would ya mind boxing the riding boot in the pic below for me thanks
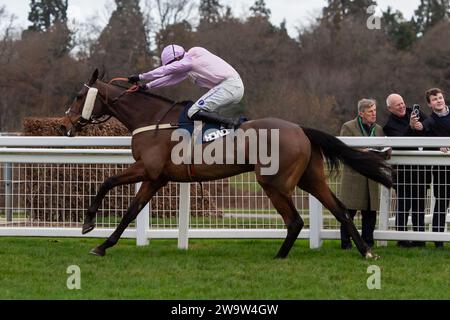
[191,110,240,129]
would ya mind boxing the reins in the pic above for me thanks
[107,78,140,104]
[103,78,180,135]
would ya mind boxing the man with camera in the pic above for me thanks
[384,93,430,247]
[410,88,450,248]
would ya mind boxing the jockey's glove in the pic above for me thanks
[138,84,148,91]
[128,74,140,84]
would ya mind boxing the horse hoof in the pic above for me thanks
[82,223,95,235]
[90,246,105,257]
[365,252,380,260]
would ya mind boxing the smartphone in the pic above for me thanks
[412,104,420,118]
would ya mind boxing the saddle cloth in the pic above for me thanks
[177,101,247,143]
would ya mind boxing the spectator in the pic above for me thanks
[411,88,450,248]
[339,99,384,249]
[383,93,430,247]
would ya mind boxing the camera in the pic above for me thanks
[412,104,420,117]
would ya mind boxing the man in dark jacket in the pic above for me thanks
[411,88,450,248]
[384,94,430,247]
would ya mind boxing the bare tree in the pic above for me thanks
[0,6,20,131]
[0,5,18,44]
[141,0,197,64]
[413,21,450,90]
[143,0,196,32]
[89,0,152,77]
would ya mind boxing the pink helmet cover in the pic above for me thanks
[161,44,185,65]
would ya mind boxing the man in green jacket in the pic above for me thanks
[339,98,384,249]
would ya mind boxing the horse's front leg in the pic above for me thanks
[90,178,167,256]
[82,161,147,234]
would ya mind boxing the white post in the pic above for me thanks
[135,182,150,246]
[178,182,191,249]
[378,186,390,247]
[309,194,323,249]
[4,163,12,222]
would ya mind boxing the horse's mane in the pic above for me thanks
[106,81,175,104]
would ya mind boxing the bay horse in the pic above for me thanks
[60,69,392,259]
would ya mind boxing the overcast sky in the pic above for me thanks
[1,0,421,38]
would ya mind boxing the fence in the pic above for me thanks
[0,136,449,249]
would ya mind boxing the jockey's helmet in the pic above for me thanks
[161,44,185,65]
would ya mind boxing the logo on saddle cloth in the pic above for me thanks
[203,128,231,142]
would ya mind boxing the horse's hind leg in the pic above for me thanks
[83,161,147,234]
[91,178,167,256]
[298,152,374,258]
[260,184,304,259]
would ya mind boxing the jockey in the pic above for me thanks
[128,45,244,128]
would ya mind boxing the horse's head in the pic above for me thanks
[60,69,109,137]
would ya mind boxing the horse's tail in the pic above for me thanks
[301,127,393,189]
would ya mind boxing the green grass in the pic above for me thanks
[0,237,448,300]
[0,212,28,219]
